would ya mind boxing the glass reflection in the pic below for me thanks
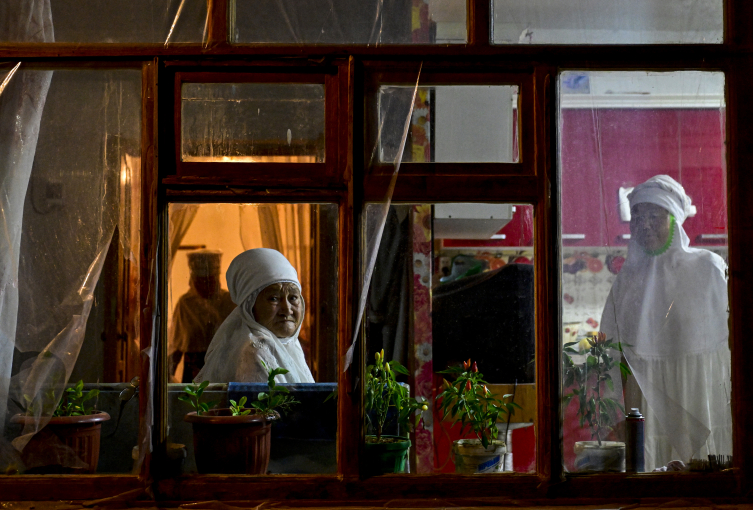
[363,203,535,475]
[168,203,338,474]
[559,71,730,473]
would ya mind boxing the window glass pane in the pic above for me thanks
[181,83,325,163]
[363,203,535,475]
[493,0,722,45]
[1,0,207,43]
[1,67,142,474]
[378,86,519,163]
[167,202,338,474]
[231,0,466,44]
[559,71,730,473]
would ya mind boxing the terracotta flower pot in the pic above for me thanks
[363,435,411,475]
[12,411,111,473]
[184,408,278,474]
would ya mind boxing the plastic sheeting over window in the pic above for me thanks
[0,0,207,44]
[493,0,723,45]
[559,71,730,474]
[0,66,142,474]
[230,0,466,44]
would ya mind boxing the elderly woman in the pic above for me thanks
[600,175,731,470]
[195,248,314,383]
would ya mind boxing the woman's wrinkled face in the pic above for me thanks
[630,202,671,252]
[252,283,303,338]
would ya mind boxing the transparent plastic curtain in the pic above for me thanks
[165,0,210,47]
[559,71,730,471]
[0,0,54,469]
[344,65,421,371]
[0,67,141,472]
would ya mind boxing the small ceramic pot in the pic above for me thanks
[452,438,506,474]
[185,408,278,474]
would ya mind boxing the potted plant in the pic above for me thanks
[364,349,427,475]
[181,361,299,474]
[563,331,631,472]
[436,359,521,473]
[12,380,110,473]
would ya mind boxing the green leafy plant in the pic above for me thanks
[436,359,520,449]
[365,349,428,443]
[229,396,251,416]
[23,380,100,417]
[563,332,632,445]
[178,380,219,416]
[249,360,300,418]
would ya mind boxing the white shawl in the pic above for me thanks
[600,175,731,469]
[195,248,314,384]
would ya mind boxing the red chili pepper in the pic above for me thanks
[463,360,469,370]
[472,361,478,373]
[465,380,472,392]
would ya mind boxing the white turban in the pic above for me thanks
[628,174,694,225]
[226,248,302,326]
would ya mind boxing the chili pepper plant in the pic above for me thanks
[436,360,521,449]
[562,332,631,445]
[365,349,428,443]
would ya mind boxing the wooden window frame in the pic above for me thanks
[2,0,753,503]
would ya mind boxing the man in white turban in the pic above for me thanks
[600,175,731,471]
[195,248,314,384]
[168,250,236,383]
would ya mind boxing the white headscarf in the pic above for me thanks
[195,248,314,384]
[600,175,731,468]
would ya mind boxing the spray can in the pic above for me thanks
[625,408,645,472]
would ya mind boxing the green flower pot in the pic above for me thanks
[364,435,411,475]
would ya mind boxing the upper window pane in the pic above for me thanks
[230,0,466,44]
[379,85,519,163]
[181,83,325,163]
[558,71,730,473]
[1,0,207,43]
[493,0,722,45]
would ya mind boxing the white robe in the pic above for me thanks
[601,220,731,470]
[195,248,314,384]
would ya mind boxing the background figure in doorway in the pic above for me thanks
[169,249,236,383]
[600,175,731,470]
